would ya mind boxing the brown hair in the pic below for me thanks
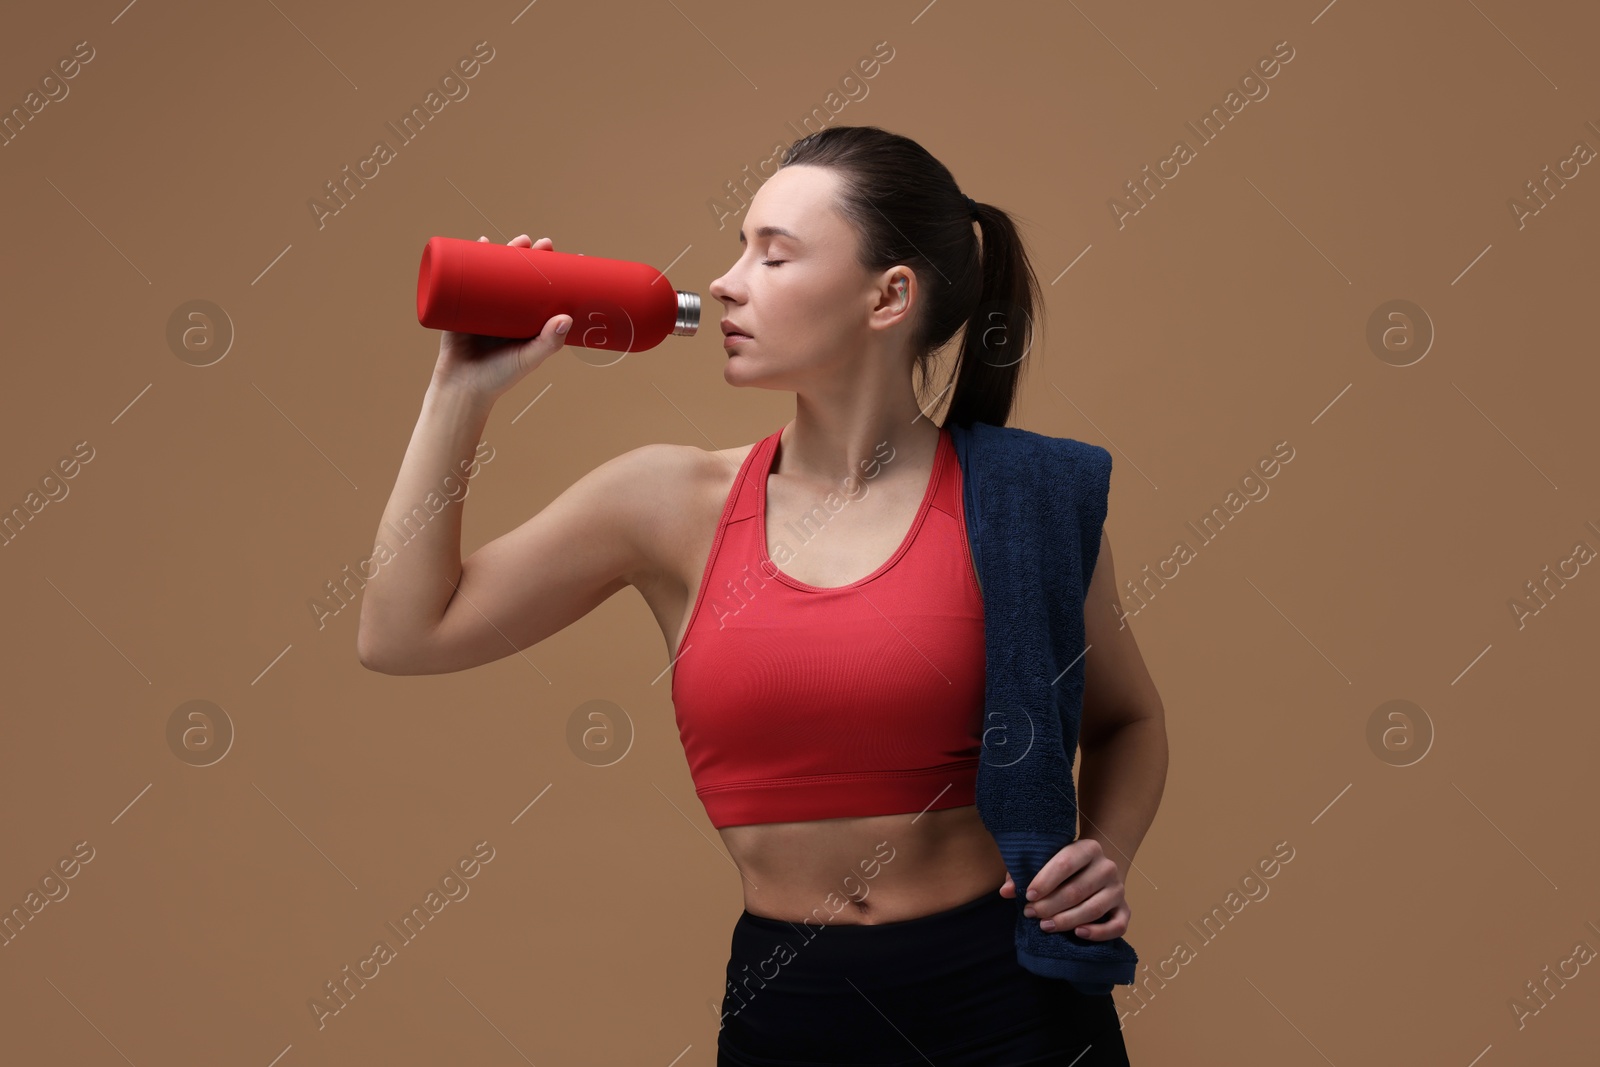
[778,124,1043,429]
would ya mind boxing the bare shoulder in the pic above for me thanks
[607,439,757,587]
[608,440,754,517]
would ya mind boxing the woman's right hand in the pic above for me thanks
[430,234,573,401]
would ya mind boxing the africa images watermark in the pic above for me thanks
[711,838,899,1029]
[706,38,897,231]
[307,41,497,231]
[1108,38,1297,229]
[698,438,899,629]
[1116,839,1297,1024]
[0,39,96,151]
[1506,118,1600,231]
[308,440,496,632]
[307,840,496,1031]
[1506,518,1600,632]
[0,439,96,550]
[1113,440,1297,627]
[1507,917,1600,1032]
[1,841,98,950]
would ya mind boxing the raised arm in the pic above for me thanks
[357,232,662,675]
[357,427,667,675]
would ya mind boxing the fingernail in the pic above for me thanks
[1023,907,1036,918]
[1025,889,1037,901]
[555,319,570,335]
[1040,920,1056,931]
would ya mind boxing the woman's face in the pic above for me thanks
[708,165,899,390]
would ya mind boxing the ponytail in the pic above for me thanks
[943,200,1042,430]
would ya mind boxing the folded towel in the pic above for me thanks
[947,419,1138,996]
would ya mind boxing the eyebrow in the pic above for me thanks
[738,225,802,245]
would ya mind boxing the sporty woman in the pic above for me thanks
[359,125,1167,1065]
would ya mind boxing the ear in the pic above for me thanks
[869,269,916,331]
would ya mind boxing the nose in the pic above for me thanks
[709,260,741,307]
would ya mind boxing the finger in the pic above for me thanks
[1042,888,1124,936]
[1025,840,1096,901]
[1022,879,1076,919]
[478,235,488,242]
[1024,871,1055,902]
[1030,854,1120,916]
[517,315,569,346]
[1065,902,1130,941]
[998,873,1014,897]
[509,234,532,246]
[1025,864,1107,920]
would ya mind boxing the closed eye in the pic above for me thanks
[762,259,786,267]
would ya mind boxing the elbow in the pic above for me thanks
[356,593,452,673]
[355,608,383,672]
[356,626,404,675]
[357,639,392,675]
[357,628,437,676]
[1081,698,1168,755]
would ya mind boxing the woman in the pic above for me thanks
[359,125,1167,1065]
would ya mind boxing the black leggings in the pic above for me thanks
[715,888,1131,1065]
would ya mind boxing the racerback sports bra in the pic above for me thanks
[670,424,986,830]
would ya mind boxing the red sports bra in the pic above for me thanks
[670,424,986,829]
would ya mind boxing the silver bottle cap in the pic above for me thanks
[673,291,700,336]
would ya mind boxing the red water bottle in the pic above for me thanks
[415,236,700,352]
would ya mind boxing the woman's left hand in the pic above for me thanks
[997,838,1131,940]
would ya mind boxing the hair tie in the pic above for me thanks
[962,194,980,220]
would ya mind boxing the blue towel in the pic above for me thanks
[946,419,1138,996]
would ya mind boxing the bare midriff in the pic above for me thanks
[716,804,1009,925]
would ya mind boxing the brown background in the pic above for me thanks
[3,1,1597,1064]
